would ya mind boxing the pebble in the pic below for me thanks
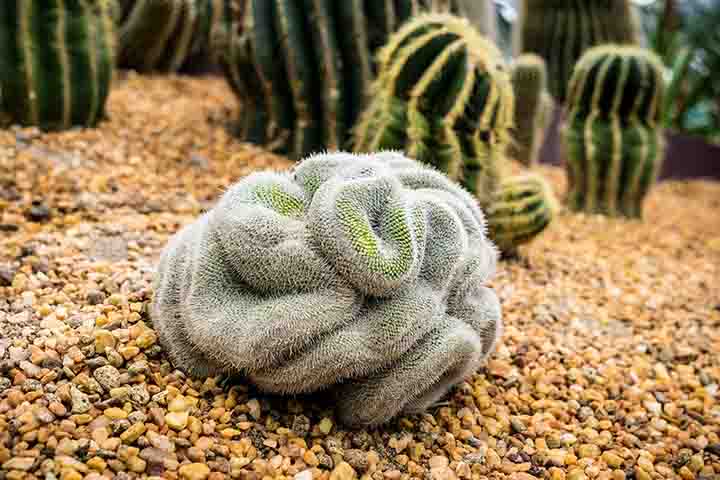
[330,461,357,480]
[94,364,121,391]
[179,462,211,480]
[166,411,189,431]
[70,386,91,414]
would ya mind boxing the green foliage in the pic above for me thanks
[0,0,116,130]
[637,0,720,143]
[115,0,226,73]
[485,173,556,257]
[509,53,553,167]
[353,13,514,205]
[515,0,641,102]
[562,45,666,218]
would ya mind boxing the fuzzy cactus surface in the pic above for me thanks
[151,151,503,427]
[353,13,514,206]
[510,54,553,167]
[115,0,226,73]
[485,173,556,257]
[562,45,666,218]
[0,0,115,130]
[514,0,641,102]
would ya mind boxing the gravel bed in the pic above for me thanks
[1,73,719,480]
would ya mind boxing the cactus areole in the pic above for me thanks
[151,151,503,427]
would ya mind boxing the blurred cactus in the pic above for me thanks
[431,0,497,41]
[509,54,553,167]
[485,173,556,258]
[514,0,641,101]
[115,0,226,73]
[353,13,514,205]
[215,0,451,160]
[0,0,115,130]
[562,45,666,218]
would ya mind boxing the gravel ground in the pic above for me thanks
[1,73,719,480]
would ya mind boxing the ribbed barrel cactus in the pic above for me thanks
[485,173,556,258]
[562,45,666,218]
[514,0,641,101]
[0,0,115,130]
[115,0,226,73]
[510,54,553,167]
[353,13,514,206]
[151,151,503,427]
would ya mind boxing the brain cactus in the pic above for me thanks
[0,0,115,130]
[151,151,503,427]
[562,45,666,218]
[514,0,641,101]
[510,54,553,167]
[353,13,514,206]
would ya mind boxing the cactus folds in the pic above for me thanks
[510,54,553,167]
[115,0,226,73]
[515,0,641,101]
[485,173,556,257]
[353,13,514,204]
[562,45,666,218]
[151,151,503,427]
[0,0,115,130]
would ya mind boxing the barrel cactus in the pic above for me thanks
[0,0,115,130]
[115,0,226,73]
[485,173,556,257]
[562,45,666,218]
[510,54,553,167]
[151,151,503,427]
[514,0,641,101]
[353,13,514,206]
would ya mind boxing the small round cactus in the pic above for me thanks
[562,44,666,218]
[151,151,503,427]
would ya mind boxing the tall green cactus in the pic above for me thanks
[510,54,553,167]
[485,173,556,258]
[562,45,666,218]
[215,0,445,161]
[0,0,116,130]
[115,0,226,73]
[352,13,514,204]
[514,0,641,102]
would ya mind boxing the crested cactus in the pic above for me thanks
[510,54,553,167]
[151,151,503,427]
[0,0,115,130]
[514,0,641,101]
[562,45,666,218]
[485,173,556,257]
[115,0,226,73]
[352,13,514,206]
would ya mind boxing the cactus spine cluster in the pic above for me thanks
[485,173,556,257]
[115,0,226,73]
[353,13,514,204]
[515,0,641,101]
[0,0,116,130]
[510,54,553,167]
[562,45,666,218]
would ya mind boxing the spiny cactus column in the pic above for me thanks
[353,13,514,205]
[510,54,553,167]
[0,0,116,130]
[562,45,666,218]
[215,0,452,161]
[514,0,641,101]
[485,173,556,258]
[116,0,225,73]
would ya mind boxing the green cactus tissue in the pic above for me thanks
[151,151,503,427]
